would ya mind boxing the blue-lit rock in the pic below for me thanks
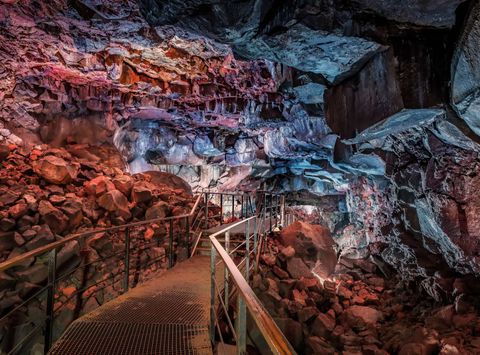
[452,1,480,136]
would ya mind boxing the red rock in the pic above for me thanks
[273,265,289,279]
[62,286,76,298]
[454,294,471,314]
[8,202,28,219]
[38,200,69,234]
[0,217,15,231]
[84,176,115,197]
[112,175,134,196]
[306,336,335,354]
[280,221,336,279]
[33,155,79,184]
[287,257,313,279]
[49,195,66,205]
[341,306,383,329]
[131,181,154,203]
[298,306,319,323]
[312,313,336,337]
[144,228,155,241]
[292,289,308,306]
[452,313,477,328]
[97,190,131,219]
[261,253,276,266]
[337,284,353,299]
[145,201,170,220]
[281,245,295,258]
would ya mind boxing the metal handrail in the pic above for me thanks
[0,194,203,273]
[210,233,296,355]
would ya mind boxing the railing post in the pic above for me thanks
[220,193,224,224]
[245,220,250,282]
[124,228,130,292]
[269,194,273,233]
[240,195,244,218]
[224,231,230,312]
[210,244,216,345]
[275,194,279,227]
[231,195,235,220]
[169,219,174,268]
[281,195,285,227]
[253,217,258,273]
[204,193,209,229]
[237,296,247,355]
[44,248,57,353]
[186,216,190,256]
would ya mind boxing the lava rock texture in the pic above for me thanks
[2,0,480,307]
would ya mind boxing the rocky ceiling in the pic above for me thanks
[2,0,480,298]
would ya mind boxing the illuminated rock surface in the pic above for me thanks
[2,0,480,353]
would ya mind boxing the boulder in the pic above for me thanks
[145,201,170,220]
[38,200,69,234]
[0,144,9,161]
[312,313,336,337]
[287,257,313,279]
[280,221,337,279]
[306,336,336,355]
[97,190,131,219]
[273,318,304,350]
[60,199,84,229]
[33,155,79,184]
[131,181,154,203]
[84,176,115,197]
[341,306,383,329]
[112,175,134,196]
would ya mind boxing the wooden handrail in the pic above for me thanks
[0,194,203,273]
[210,236,296,355]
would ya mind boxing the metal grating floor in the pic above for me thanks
[50,256,216,355]
[50,322,211,355]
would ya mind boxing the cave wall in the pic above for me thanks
[1,0,480,300]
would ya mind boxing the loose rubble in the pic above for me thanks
[254,223,480,354]
[0,143,198,351]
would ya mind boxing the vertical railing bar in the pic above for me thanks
[269,194,272,233]
[44,248,56,353]
[205,192,209,229]
[220,193,224,225]
[224,231,230,312]
[237,296,247,355]
[253,216,258,273]
[169,220,174,269]
[210,244,216,344]
[232,195,235,220]
[240,195,244,219]
[186,216,190,257]
[245,219,250,282]
[124,228,130,292]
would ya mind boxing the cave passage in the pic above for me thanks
[2,0,480,354]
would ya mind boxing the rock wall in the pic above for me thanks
[2,0,480,302]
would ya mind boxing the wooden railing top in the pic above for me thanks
[0,193,203,273]
[210,234,296,355]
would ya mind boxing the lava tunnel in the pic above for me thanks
[1,0,480,354]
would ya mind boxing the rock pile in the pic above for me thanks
[254,224,480,354]
[0,142,198,352]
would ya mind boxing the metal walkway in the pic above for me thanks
[50,256,217,355]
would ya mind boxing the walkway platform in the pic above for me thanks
[50,256,217,355]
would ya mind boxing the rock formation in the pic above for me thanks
[2,0,480,352]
